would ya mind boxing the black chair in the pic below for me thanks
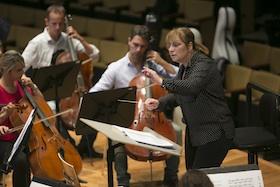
[233,82,280,165]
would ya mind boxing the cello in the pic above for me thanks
[9,83,83,180]
[125,72,177,161]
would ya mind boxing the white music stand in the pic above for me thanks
[80,118,182,187]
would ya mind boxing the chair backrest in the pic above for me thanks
[71,15,88,36]
[34,9,46,29]
[259,93,279,132]
[15,26,41,52]
[113,22,135,43]
[224,64,252,92]
[9,5,35,26]
[241,41,271,69]
[249,70,280,100]
[98,40,128,66]
[212,7,239,65]
[268,47,280,74]
[86,18,114,39]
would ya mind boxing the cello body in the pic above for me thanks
[125,73,176,161]
[10,87,83,180]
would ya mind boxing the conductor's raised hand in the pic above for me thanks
[142,67,163,85]
[146,50,164,65]
[145,98,159,111]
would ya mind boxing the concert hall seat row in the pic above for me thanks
[5,25,42,52]
[225,64,280,102]
[240,41,280,75]
[224,64,280,128]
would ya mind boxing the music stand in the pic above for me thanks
[1,109,36,174]
[27,61,80,101]
[75,87,136,187]
[75,86,136,135]
[27,61,80,134]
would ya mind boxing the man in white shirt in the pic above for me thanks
[22,4,99,70]
[21,4,102,158]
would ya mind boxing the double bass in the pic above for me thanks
[55,15,93,129]
[125,72,177,161]
[9,83,83,180]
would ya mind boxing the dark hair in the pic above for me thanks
[180,170,214,187]
[129,25,152,43]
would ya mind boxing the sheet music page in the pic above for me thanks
[29,181,52,187]
[7,109,36,163]
[113,125,174,148]
[207,170,264,187]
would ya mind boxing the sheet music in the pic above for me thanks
[207,170,264,187]
[29,181,52,187]
[113,125,174,148]
[7,109,36,163]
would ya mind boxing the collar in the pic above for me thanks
[44,27,65,44]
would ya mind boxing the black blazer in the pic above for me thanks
[159,51,234,146]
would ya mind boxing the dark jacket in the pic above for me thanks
[159,51,234,146]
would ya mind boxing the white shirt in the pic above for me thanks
[89,53,177,92]
[22,28,99,70]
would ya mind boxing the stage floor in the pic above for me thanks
[2,131,280,187]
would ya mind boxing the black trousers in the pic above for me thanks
[0,141,30,187]
[185,128,232,170]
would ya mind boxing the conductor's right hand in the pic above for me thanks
[145,98,159,111]
[142,67,163,85]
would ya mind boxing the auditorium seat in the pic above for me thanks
[0,3,10,19]
[96,40,128,69]
[86,18,114,40]
[241,41,271,69]
[8,5,35,26]
[233,82,280,165]
[249,70,280,101]
[15,26,41,52]
[224,64,252,116]
[34,9,46,29]
[268,47,280,74]
[113,22,135,43]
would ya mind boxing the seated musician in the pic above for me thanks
[88,25,179,187]
[22,4,99,70]
[21,4,101,158]
[0,50,43,187]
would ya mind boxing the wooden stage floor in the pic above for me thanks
[2,131,280,187]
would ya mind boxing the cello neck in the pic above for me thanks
[20,82,51,128]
